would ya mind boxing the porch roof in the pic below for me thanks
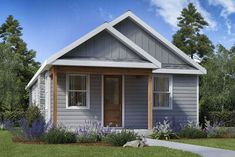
[52,59,157,69]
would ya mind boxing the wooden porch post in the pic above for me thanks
[148,73,153,129]
[52,67,58,127]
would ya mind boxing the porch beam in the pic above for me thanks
[51,67,58,127]
[55,66,152,76]
[148,73,153,129]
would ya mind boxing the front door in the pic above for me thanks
[104,75,122,127]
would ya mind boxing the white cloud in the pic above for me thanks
[207,0,235,35]
[98,8,113,21]
[149,0,186,29]
[149,0,217,30]
[208,0,235,17]
[225,20,232,35]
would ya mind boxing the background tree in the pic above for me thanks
[0,15,40,111]
[173,3,235,126]
[0,15,40,124]
[172,3,214,59]
[200,44,235,125]
[0,43,22,123]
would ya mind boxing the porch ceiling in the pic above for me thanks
[51,65,153,76]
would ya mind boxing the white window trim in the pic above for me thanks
[152,75,173,110]
[66,73,90,110]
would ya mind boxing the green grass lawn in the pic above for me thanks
[0,131,200,157]
[173,138,235,151]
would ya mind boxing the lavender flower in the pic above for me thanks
[18,116,47,140]
[75,120,115,142]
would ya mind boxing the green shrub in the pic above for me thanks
[44,127,76,144]
[77,132,99,143]
[151,131,179,140]
[3,109,24,125]
[207,127,235,138]
[178,127,207,139]
[103,130,137,146]
[152,119,179,140]
[25,106,42,127]
[208,111,235,127]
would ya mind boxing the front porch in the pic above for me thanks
[50,66,154,129]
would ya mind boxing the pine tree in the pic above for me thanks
[0,43,22,122]
[0,15,40,110]
[173,3,214,59]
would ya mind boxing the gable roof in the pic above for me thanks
[110,11,207,74]
[26,11,206,89]
[46,23,161,67]
[26,21,161,89]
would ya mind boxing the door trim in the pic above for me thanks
[101,74,125,128]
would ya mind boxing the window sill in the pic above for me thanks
[66,106,90,110]
[153,107,172,110]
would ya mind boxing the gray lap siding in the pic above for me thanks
[55,73,197,129]
[124,76,148,129]
[57,74,101,128]
[153,75,198,127]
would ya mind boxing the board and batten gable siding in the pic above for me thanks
[60,30,148,62]
[153,74,197,126]
[56,73,102,128]
[114,18,195,69]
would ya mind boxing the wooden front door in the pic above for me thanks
[104,75,122,127]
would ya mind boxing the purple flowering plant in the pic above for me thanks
[4,116,49,141]
[76,120,115,142]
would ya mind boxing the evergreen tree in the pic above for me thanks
[0,15,40,110]
[0,43,22,122]
[173,3,214,59]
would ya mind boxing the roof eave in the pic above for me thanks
[52,59,157,69]
[153,68,206,75]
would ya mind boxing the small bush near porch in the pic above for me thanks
[0,131,200,157]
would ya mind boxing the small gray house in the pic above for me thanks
[26,11,206,130]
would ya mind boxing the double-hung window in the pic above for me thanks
[153,75,173,109]
[66,74,90,109]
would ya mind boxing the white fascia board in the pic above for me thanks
[52,59,157,69]
[109,11,132,26]
[106,26,162,68]
[26,60,48,90]
[47,23,109,64]
[153,69,204,75]
[110,11,206,74]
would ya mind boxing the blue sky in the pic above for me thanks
[1,0,235,63]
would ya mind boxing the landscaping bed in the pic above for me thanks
[0,131,201,157]
[11,136,112,146]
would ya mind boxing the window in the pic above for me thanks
[153,75,172,109]
[66,74,90,109]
